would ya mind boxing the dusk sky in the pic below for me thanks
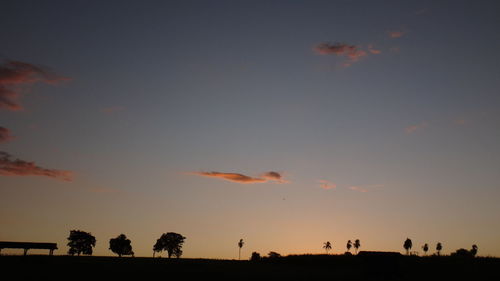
[1,0,500,258]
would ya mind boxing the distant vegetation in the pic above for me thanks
[323,241,331,254]
[403,238,412,255]
[451,245,479,257]
[238,239,244,260]
[42,230,482,259]
[67,230,96,256]
[109,234,134,257]
[153,232,186,258]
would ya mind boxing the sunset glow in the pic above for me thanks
[1,0,500,259]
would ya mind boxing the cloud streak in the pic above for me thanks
[314,43,367,60]
[0,151,73,181]
[314,42,380,67]
[190,171,288,184]
[0,60,70,111]
[318,180,336,190]
[405,122,428,134]
[0,127,14,143]
[388,31,406,38]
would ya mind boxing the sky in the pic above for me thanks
[1,0,500,258]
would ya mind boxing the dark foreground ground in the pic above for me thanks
[2,254,500,281]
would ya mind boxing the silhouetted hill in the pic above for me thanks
[1,254,499,280]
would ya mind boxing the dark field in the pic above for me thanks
[2,254,500,281]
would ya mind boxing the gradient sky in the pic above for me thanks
[1,0,500,258]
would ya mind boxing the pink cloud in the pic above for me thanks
[318,180,336,190]
[0,127,14,143]
[261,171,289,183]
[405,122,428,134]
[190,171,288,184]
[314,43,355,55]
[0,151,73,181]
[314,42,379,67]
[0,60,70,111]
[314,43,367,59]
[388,31,406,38]
[367,44,381,54]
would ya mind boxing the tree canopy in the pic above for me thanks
[67,230,96,256]
[153,232,186,258]
[354,239,361,254]
[403,238,413,255]
[323,241,332,254]
[109,234,134,257]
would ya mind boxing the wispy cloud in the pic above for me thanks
[314,42,381,67]
[0,151,73,181]
[189,171,288,184]
[314,43,367,60]
[0,127,14,143]
[318,180,336,190]
[101,106,126,114]
[349,184,384,193]
[0,60,70,111]
[388,31,406,38]
[367,44,381,54]
[405,122,428,134]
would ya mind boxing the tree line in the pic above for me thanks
[67,230,185,258]
[66,230,479,259]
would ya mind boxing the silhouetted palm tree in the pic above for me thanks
[353,239,361,254]
[323,241,332,254]
[346,240,352,253]
[422,243,429,256]
[404,238,412,255]
[470,244,478,257]
[436,242,442,256]
[238,239,244,260]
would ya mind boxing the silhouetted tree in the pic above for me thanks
[250,252,261,261]
[422,243,429,256]
[173,247,183,258]
[403,238,412,255]
[346,240,352,253]
[153,232,186,258]
[238,239,244,260]
[470,244,478,257]
[268,251,281,258]
[451,248,473,257]
[109,234,134,257]
[436,242,442,256]
[354,239,361,254]
[323,241,332,254]
[67,230,96,256]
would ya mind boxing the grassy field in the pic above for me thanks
[2,254,500,280]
